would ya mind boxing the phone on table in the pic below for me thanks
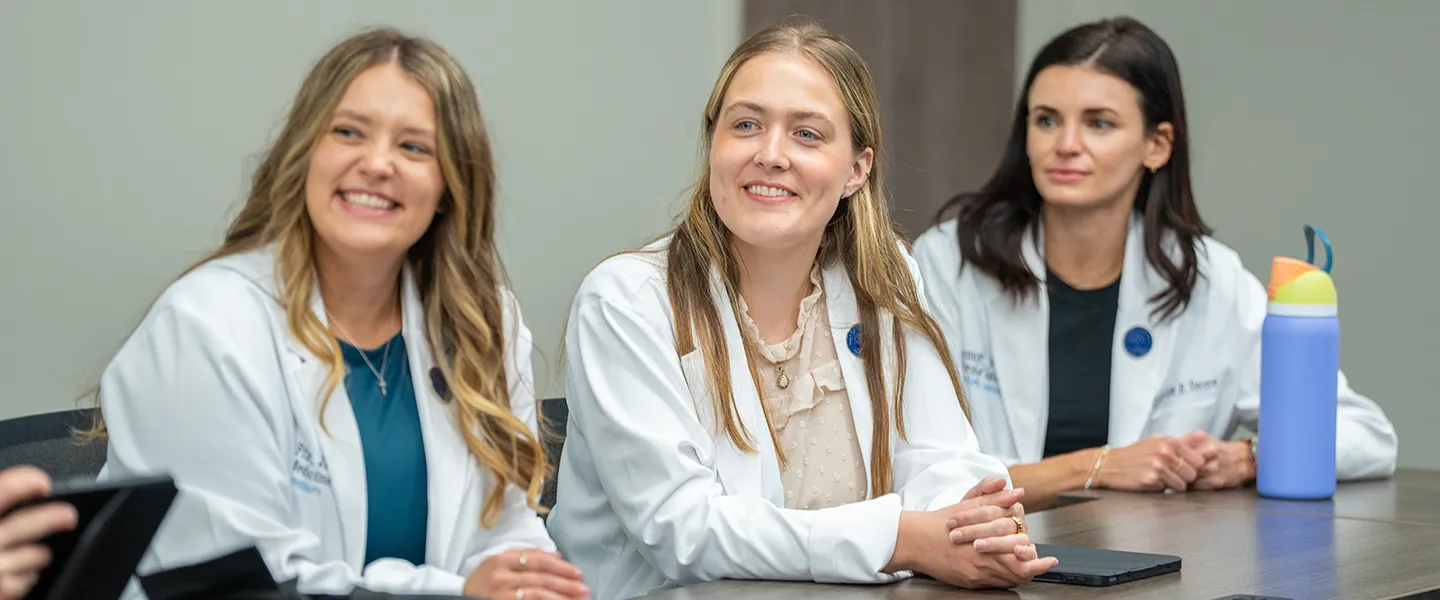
[1032,543,1181,586]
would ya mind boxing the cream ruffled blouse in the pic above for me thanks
[738,264,867,510]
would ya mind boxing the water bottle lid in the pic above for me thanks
[1267,225,1337,306]
[1268,259,1337,304]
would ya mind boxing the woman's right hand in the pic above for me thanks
[463,548,590,600]
[887,478,1057,589]
[0,466,78,600]
[894,511,1055,589]
[1095,435,1214,492]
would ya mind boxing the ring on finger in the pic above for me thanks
[518,551,529,570]
[516,587,525,600]
[1010,515,1026,535]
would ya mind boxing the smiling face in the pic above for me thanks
[304,62,445,263]
[1026,64,1173,211]
[708,51,873,254]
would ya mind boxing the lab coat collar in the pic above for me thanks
[285,274,369,567]
[278,258,468,567]
[695,264,785,504]
[397,263,472,565]
[687,254,884,504]
[978,223,1047,462]
[1108,216,1180,447]
[982,213,1179,462]
[819,258,877,496]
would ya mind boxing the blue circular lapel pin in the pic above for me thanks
[846,325,861,357]
[1123,327,1152,358]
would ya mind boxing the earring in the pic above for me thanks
[1148,165,1158,174]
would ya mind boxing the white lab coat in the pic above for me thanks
[910,216,1397,479]
[546,237,1012,600]
[97,247,554,598]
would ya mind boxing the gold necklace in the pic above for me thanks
[776,364,791,389]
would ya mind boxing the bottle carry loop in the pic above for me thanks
[1305,225,1333,273]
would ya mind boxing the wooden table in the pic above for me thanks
[641,469,1440,600]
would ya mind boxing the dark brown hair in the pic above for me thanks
[936,16,1211,321]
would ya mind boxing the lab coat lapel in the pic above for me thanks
[399,264,469,564]
[286,288,368,568]
[1108,216,1179,446]
[986,227,1051,463]
[821,261,876,494]
[690,268,782,503]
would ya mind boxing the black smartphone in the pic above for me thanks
[1033,543,1181,586]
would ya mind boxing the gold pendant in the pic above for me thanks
[776,366,790,389]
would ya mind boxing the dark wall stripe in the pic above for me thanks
[742,0,1017,239]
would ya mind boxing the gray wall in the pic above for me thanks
[1019,0,1439,469]
[0,0,742,415]
[5,1,1436,472]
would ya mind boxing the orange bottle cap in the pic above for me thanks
[1267,257,1318,301]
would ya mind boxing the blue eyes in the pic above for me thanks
[733,120,821,141]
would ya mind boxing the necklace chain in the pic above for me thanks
[328,316,394,396]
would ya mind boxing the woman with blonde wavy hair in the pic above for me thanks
[92,28,587,600]
[547,20,1056,600]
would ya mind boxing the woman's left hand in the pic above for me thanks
[1183,430,1255,490]
[463,549,590,600]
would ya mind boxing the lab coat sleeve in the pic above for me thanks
[456,292,557,575]
[1230,268,1398,480]
[566,293,907,586]
[100,300,468,596]
[894,251,1015,509]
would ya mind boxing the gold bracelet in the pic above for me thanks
[1084,445,1110,490]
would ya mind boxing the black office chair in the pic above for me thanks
[538,397,568,511]
[0,408,108,482]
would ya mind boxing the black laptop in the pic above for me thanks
[1033,543,1181,586]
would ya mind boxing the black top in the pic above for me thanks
[1043,269,1121,458]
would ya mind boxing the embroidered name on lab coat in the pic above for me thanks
[1152,377,1221,406]
[291,441,332,493]
[960,351,1002,395]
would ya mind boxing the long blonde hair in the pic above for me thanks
[666,20,969,498]
[86,28,544,526]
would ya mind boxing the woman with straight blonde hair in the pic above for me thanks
[92,28,587,600]
[547,20,1056,600]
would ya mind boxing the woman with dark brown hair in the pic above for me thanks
[914,16,1396,510]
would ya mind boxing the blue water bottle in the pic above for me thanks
[1257,225,1339,500]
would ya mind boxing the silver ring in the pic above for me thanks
[515,588,525,600]
[518,551,529,569]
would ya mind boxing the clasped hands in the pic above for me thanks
[1093,430,1255,493]
[887,476,1057,589]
